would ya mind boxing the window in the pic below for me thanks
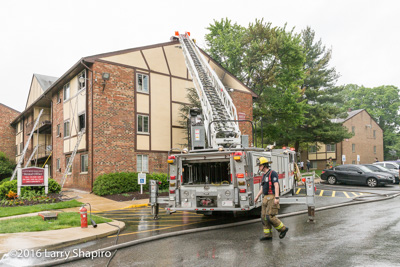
[137,115,149,133]
[374,146,376,154]
[57,91,61,103]
[386,164,397,170]
[15,145,18,156]
[79,113,86,132]
[137,73,149,93]
[326,144,336,152]
[66,156,72,174]
[309,145,317,153]
[81,154,88,173]
[64,120,70,138]
[352,126,355,134]
[78,70,86,91]
[20,142,23,154]
[56,158,60,171]
[57,124,60,136]
[373,130,376,139]
[352,160,356,164]
[311,161,318,169]
[63,83,70,101]
[137,155,149,172]
[352,144,355,153]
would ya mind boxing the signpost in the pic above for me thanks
[17,164,48,196]
[138,173,146,194]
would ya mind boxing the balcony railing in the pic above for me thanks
[26,144,52,162]
[26,114,51,135]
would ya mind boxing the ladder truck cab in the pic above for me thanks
[150,32,315,217]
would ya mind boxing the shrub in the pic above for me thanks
[93,172,169,196]
[0,152,15,179]
[0,178,61,199]
[0,177,11,185]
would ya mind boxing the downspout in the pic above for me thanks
[80,59,94,191]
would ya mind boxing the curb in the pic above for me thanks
[0,220,125,258]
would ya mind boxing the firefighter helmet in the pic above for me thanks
[256,157,272,166]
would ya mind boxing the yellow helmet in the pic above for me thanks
[256,157,272,166]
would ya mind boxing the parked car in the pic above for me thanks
[321,164,394,187]
[363,164,399,184]
[373,162,400,180]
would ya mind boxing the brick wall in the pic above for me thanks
[0,104,20,161]
[229,90,254,145]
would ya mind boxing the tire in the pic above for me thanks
[327,176,337,185]
[367,178,378,187]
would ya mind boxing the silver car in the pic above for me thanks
[373,162,400,183]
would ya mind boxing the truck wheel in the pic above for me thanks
[367,178,377,187]
[327,176,337,185]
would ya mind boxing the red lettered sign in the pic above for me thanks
[238,112,246,120]
[22,168,45,185]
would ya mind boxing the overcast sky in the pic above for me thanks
[1,0,399,112]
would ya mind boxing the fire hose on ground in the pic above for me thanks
[33,192,400,267]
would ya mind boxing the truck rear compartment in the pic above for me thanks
[182,161,230,185]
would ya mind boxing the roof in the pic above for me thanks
[33,74,59,91]
[331,109,364,123]
[0,103,20,114]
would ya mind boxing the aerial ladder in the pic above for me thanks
[179,32,241,148]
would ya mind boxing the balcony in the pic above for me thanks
[26,114,51,135]
[26,144,52,162]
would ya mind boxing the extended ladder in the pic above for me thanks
[10,109,44,181]
[60,129,85,189]
[179,33,241,148]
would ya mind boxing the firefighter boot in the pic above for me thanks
[260,236,273,241]
[279,227,289,239]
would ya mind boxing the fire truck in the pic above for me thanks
[150,33,315,217]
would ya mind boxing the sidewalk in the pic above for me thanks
[0,189,149,256]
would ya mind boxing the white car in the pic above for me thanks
[373,162,400,183]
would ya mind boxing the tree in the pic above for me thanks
[206,19,307,145]
[342,84,400,159]
[289,27,352,152]
[0,151,14,180]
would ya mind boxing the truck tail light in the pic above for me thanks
[322,171,325,174]
[290,147,295,151]
[168,156,176,164]
[170,190,175,194]
[170,176,176,180]
[239,189,246,193]
[236,173,244,178]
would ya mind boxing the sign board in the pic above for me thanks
[238,112,246,120]
[22,168,45,185]
[17,165,49,196]
[342,155,346,162]
[138,173,146,185]
[357,155,360,162]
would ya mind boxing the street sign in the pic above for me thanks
[342,155,346,163]
[138,173,146,194]
[138,173,146,185]
[357,155,360,162]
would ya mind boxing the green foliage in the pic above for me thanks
[0,177,10,185]
[93,172,169,196]
[0,152,15,180]
[341,84,400,159]
[206,19,307,145]
[0,178,61,199]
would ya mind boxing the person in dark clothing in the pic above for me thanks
[255,157,289,241]
[306,160,311,172]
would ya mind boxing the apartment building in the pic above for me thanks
[0,103,20,161]
[11,39,256,190]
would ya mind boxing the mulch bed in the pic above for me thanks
[0,193,64,207]
[102,191,169,202]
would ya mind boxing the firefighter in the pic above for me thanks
[255,157,289,241]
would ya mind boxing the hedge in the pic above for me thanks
[93,172,169,196]
[0,178,61,199]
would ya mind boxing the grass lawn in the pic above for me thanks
[300,169,323,177]
[0,212,112,233]
[0,200,83,218]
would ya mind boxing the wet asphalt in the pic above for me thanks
[3,183,399,266]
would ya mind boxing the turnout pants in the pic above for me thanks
[261,194,286,237]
